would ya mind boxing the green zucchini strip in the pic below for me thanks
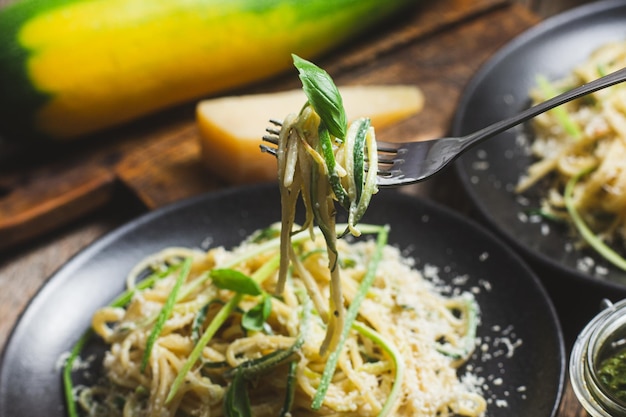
[351,118,370,205]
[343,118,371,236]
[435,295,479,361]
[223,368,252,417]
[63,260,185,417]
[350,120,378,233]
[178,270,212,301]
[166,253,281,403]
[352,321,404,417]
[319,121,349,209]
[312,224,389,409]
[141,256,193,372]
[280,360,299,417]
[168,294,244,403]
[64,223,384,415]
[222,291,311,417]
[224,291,311,379]
[565,168,626,271]
[191,300,226,343]
[536,74,582,139]
[310,156,344,356]
[110,261,182,308]
[63,330,93,417]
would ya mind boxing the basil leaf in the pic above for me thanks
[211,269,263,296]
[242,294,272,332]
[292,54,347,140]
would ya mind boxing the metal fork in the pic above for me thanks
[262,67,626,187]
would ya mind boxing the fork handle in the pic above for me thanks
[462,66,626,148]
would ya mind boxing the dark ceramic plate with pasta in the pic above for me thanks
[452,0,626,345]
[0,183,564,417]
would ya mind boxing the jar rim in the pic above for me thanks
[570,298,626,416]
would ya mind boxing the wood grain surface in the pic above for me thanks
[0,1,602,416]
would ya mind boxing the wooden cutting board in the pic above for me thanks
[0,0,539,251]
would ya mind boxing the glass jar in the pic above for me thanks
[570,298,626,416]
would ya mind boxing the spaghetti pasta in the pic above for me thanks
[66,55,486,417]
[74,225,485,417]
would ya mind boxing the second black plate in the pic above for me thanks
[0,184,564,417]
[453,0,626,343]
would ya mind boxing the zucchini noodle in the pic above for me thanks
[516,41,626,269]
[70,224,485,417]
[275,105,379,356]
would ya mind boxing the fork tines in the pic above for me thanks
[265,119,283,137]
[260,143,278,156]
[260,135,278,155]
[370,142,399,170]
[262,133,279,145]
[263,123,281,144]
[261,119,401,180]
[261,119,283,155]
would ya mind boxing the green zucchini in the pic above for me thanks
[0,0,414,142]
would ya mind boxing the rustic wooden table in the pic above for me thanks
[0,0,605,416]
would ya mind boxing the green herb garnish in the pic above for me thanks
[211,268,264,296]
[292,54,347,140]
[564,167,626,271]
[166,253,281,403]
[241,294,272,332]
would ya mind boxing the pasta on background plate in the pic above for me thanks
[517,41,626,271]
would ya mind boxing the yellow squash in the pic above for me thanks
[0,0,415,141]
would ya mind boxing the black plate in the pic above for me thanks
[453,0,626,344]
[0,184,564,417]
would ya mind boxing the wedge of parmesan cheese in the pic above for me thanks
[196,85,424,184]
